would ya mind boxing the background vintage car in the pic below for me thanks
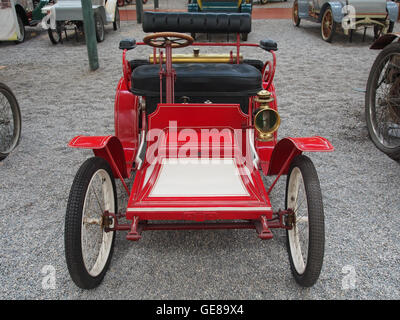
[1,0,53,43]
[41,0,120,44]
[294,0,399,42]
[188,0,252,13]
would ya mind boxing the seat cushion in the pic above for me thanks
[130,63,262,97]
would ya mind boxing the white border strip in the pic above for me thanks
[127,206,272,212]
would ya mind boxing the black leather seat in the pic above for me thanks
[142,11,251,34]
[129,59,264,72]
[130,63,262,97]
[131,63,261,114]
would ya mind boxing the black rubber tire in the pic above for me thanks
[65,157,117,289]
[388,21,395,33]
[285,155,325,287]
[321,7,336,43]
[14,15,25,44]
[0,83,21,161]
[113,7,120,31]
[48,23,62,45]
[365,42,400,160]
[94,12,105,42]
[293,0,301,27]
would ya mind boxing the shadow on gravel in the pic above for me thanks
[297,24,378,47]
[39,26,120,47]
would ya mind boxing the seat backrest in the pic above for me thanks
[142,11,251,34]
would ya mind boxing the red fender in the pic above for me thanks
[266,136,334,176]
[370,32,400,50]
[69,135,129,179]
[115,77,139,171]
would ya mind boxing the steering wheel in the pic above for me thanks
[143,32,194,49]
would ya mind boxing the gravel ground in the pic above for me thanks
[1,12,400,300]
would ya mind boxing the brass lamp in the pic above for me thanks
[254,90,281,141]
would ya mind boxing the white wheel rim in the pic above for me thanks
[81,169,114,277]
[287,167,309,275]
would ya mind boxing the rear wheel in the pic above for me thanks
[321,7,336,42]
[48,29,60,44]
[65,157,117,289]
[286,155,325,287]
[14,15,25,44]
[113,7,120,31]
[292,0,301,27]
[365,42,400,160]
[48,22,62,44]
[94,12,105,42]
[0,83,21,161]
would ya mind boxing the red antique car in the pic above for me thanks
[64,12,334,289]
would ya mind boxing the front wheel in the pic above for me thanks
[292,0,301,27]
[321,7,336,42]
[285,155,325,287]
[365,42,400,160]
[0,83,21,161]
[65,157,117,289]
